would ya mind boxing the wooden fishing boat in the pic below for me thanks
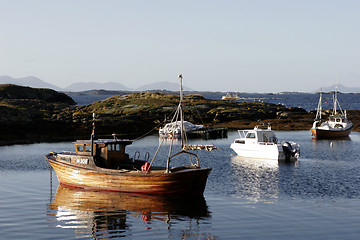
[45,74,212,195]
[311,90,353,139]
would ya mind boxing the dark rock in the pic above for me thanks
[0,84,76,105]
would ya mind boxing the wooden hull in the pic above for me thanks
[311,126,353,139]
[46,155,211,195]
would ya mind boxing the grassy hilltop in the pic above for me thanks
[1,85,359,145]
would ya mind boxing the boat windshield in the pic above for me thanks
[76,144,91,153]
[246,132,256,138]
[237,130,248,139]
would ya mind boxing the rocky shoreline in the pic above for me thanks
[1,85,359,145]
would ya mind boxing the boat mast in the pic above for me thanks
[333,87,337,115]
[178,74,186,148]
[315,91,322,121]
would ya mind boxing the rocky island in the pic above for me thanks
[1,84,359,145]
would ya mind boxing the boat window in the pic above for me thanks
[336,118,341,122]
[263,134,269,142]
[84,144,91,152]
[108,144,113,151]
[108,144,120,152]
[77,145,84,152]
[76,144,91,153]
[246,132,256,138]
[238,130,247,138]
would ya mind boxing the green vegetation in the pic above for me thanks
[1,84,358,145]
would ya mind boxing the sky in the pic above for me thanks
[1,0,360,92]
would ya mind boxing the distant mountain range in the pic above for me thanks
[0,75,63,91]
[0,76,193,92]
[1,75,360,93]
[314,84,360,93]
[63,82,132,92]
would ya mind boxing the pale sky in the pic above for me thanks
[1,0,360,92]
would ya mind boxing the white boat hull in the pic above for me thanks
[230,142,298,161]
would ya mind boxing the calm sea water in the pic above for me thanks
[71,92,360,111]
[1,131,360,239]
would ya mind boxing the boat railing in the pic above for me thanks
[258,142,276,145]
[234,138,277,145]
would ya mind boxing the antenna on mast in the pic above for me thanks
[178,74,183,103]
[333,86,338,115]
[90,113,96,156]
[178,74,186,148]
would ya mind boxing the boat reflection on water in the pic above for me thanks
[48,186,211,239]
[310,136,353,160]
[230,156,298,202]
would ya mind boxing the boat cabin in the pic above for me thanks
[73,139,133,169]
[235,126,278,145]
[328,115,347,123]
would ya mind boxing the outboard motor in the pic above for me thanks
[282,141,300,161]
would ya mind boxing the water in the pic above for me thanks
[71,92,360,111]
[1,131,360,239]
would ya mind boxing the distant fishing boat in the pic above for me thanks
[221,92,240,100]
[45,74,213,195]
[311,89,353,139]
[159,83,204,139]
[159,121,204,139]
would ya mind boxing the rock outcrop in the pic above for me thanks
[1,85,359,145]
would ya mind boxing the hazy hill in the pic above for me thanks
[136,81,193,91]
[0,84,75,104]
[64,81,131,92]
[65,81,192,92]
[0,75,63,91]
[2,75,359,93]
[315,84,360,93]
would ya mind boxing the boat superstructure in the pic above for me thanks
[159,121,204,138]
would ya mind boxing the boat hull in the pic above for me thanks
[230,143,297,161]
[311,126,353,139]
[46,155,211,195]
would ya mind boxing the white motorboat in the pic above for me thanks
[221,92,240,100]
[159,120,204,138]
[230,125,300,161]
[311,90,353,139]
